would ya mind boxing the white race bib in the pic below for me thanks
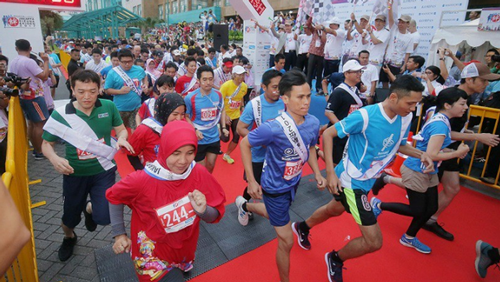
[155,195,196,233]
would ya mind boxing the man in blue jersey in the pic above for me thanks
[237,71,326,282]
[292,75,434,282]
[185,65,228,173]
[235,69,285,224]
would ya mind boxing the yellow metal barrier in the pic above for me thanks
[1,96,39,282]
[460,105,500,190]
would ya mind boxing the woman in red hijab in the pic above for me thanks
[106,120,226,282]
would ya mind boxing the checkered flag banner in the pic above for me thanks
[372,0,400,21]
[296,0,313,27]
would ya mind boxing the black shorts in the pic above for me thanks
[243,162,264,184]
[195,141,221,162]
[50,75,60,88]
[334,187,377,226]
[379,65,401,83]
[438,157,460,180]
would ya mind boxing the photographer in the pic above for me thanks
[9,39,51,160]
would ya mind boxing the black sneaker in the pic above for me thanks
[83,201,97,232]
[422,222,454,241]
[32,152,45,160]
[58,232,77,262]
[325,251,344,282]
[371,173,387,196]
[292,222,311,250]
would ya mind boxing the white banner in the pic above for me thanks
[478,8,500,31]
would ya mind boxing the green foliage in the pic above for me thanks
[229,30,243,41]
[40,10,64,36]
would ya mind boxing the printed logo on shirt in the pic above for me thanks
[381,134,395,152]
[154,144,160,156]
[201,107,217,121]
[98,113,109,119]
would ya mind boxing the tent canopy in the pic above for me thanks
[62,5,144,39]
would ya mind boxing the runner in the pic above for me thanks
[136,75,175,124]
[106,120,226,282]
[236,69,284,210]
[371,88,470,254]
[184,65,228,173]
[292,75,433,282]
[175,56,199,97]
[236,71,326,282]
[127,93,185,170]
[41,69,134,262]
[220,65,248,164]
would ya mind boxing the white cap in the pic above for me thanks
[342,60,366,73]
[232,65,247,75]
[325,17,342,26]
[173,50,181,56]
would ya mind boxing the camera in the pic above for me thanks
[3,73,29,88]
[0,86,19,97]
[492,55,500,63]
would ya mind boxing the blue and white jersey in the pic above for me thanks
[405,113,452,175]
[240,95,285,163]
[184,88,223,145]
[248,113,319,194]
[334,103,411,192]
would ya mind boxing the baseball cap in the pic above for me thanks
[375,14,386,22]
[224,60,234,68]
[398,15,411,23]
[232,65,246,74]
[325,17,342,26]
[360,15,370,21]
[68,41,74,43]
[461,62,500,81]
[173,50,181,56]
[279,24,285,29]
[343,60,366,73]
[285,20,293,26]
[153,50,164,57]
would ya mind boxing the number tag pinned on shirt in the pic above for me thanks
[155,195,196,233]
[284,160,303,180]
[201,107,217,121]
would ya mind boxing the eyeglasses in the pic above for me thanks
[120,60,134,65]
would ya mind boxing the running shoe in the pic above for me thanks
[32,151,45,160]
[475,240,499,278]
[371,173,387,195]
[223,154,235,164]
[58,232,77,262]
[325,251,344,282]
[235,196,248,226]
[422,222,454,241]
[83,201,97,232]
[292,222,311,250]
[399,235,431,254]
[370,197,382,219]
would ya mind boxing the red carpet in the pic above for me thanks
[114,138,500,282]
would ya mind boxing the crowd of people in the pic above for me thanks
[1,4,500,282]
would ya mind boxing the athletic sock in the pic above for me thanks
[331,251,343,263]
[383,175,391,184]
[488,247,500,264]
[427,216,437,224]
[404,234,415,240]
[299,221,310,232]
[242,202,248,212]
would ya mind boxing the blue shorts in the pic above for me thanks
[62,167,117,228]
[262,186,297,227]
[20,96,49,122]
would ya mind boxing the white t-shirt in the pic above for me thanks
[368,28,390,65]
[285,32,297,52]
[324,30,346,60]
[361,64,379,97]
[298,34,312,54]
[267,30,280,55]
[349,29,369,58]
[85,59,109,74]
[410,31,421,51]
[384,27,414,67]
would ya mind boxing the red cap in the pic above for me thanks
[224,61,233,68]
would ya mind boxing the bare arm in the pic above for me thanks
[426,135,469,161]
[451,131,500,147]
[437,48,449,80]
[322,125,342,194]
[42,140,74,175]
[325,111,340,125]
[398,143,434,173]
[236,120,251,138]
[240,136,262,199]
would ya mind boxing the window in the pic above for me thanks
[225,0,231,6]
[133,5,137,15]
[192,0,208,10]
[158,5,164,20]
[180,0,187,12]
[138,4,142,16]
[172,0,178,14]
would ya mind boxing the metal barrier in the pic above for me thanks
[1,96,39,282]
[460,105,500,190]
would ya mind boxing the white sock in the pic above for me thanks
[404,234,414,240]
[383,175,392,184]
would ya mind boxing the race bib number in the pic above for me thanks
[283,160,303,180]
[315,39,321,48]
[201,107,217,121]
[348,104,360,115]
[77,138,105,160]
[229,100,241,109]
[155,195,196,233]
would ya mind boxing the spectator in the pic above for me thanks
[322,17,345,80]
[9,39,51,160]
[297,26,313,73]
[45,47,62,99]
[409,19,421,52]
[306,16,327,94]
[67,49,83,98]
[358,50,379,104]
[366,15,390,74]
[421,66,445,97]
[485,48,500,70]
[347,14,370,60]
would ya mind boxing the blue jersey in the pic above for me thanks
[248,113,319,194]
[240,95,285,162]
[48,53,61,75]
[334,103,411,192]
[101,65,113,79]
[104,65,145,111]
[185,88,224,145]
[405,113,452,174]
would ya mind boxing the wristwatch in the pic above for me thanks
[439,58,445,61]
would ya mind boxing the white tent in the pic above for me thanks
[427,19,500,68]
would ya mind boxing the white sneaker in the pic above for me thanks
[235,196,249,226]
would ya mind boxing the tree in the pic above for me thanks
[40,11,64,36]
